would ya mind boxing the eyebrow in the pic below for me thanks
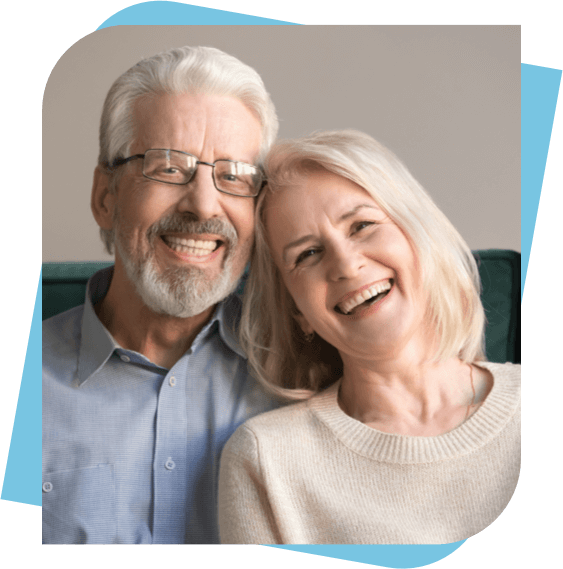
[281,204,379,262]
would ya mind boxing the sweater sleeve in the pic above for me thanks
[218,424,281,544]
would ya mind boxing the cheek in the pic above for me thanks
[376,228,418,273]
[231,201,255,243]
[281,273,306,314]
[284,273,326,323]
[116,190,160,228]
[115,206,150,240]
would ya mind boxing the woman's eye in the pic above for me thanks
[353,221,374,233]
[295,249,319,266]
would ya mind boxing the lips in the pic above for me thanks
[334,279,393,315]
[147,214,238,260]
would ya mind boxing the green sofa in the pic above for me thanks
[42,249,520,364]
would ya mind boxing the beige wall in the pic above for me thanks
[43,25,520,261]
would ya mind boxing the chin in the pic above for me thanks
[121,241,241,318]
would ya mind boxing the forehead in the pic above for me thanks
[131,92,262,161]
[264,169,382,226]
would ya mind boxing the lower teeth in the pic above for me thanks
[346,291,387,315]
[367,292,384,305]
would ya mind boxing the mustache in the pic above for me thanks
[146,213,238,248]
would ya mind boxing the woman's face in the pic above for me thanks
[264,168,429,362]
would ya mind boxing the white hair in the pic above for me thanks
[98,45,278,253]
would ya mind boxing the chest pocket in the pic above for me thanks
[42,463,116,544]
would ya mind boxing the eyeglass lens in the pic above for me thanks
[143,149,261,196]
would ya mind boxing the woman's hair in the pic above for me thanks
[240,129,486,400]
[97,45,278,253]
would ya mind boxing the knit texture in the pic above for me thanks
[218,362,520,544]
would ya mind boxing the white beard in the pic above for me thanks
[114,213,243,318]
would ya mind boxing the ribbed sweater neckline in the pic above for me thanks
[308,362,520,464]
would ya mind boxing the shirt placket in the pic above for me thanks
[152,352,190,543]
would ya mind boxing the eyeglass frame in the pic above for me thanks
[108,148,266,198]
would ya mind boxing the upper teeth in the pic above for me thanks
[337,280,392,315]
[164,236,218,256]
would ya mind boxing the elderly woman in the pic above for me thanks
[218,130,520,544]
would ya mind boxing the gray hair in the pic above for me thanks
[240,130,486,400]
[98,46,278,253]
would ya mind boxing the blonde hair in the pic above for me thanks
[240,130,486,400]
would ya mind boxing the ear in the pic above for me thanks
[295,311,314,336]
[91,166,116,230]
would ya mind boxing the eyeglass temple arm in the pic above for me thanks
[108,154,146,170]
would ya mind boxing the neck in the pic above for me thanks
[95,263,216,369]
[338,349,492,436]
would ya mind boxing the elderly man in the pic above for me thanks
[42,46,279,544]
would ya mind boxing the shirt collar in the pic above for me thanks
[76,266,246,385]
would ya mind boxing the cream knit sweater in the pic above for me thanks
[218,362,520,544]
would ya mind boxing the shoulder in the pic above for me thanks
[43,308,86,422]
[474,361,520,435]
[479,361,520,374]
[246,399,312,430]
[222,400,312,457]
[478,361,520,388]
[42,305,84,355]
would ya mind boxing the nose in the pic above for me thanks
[176,163,224,219]
[327,243,365,282]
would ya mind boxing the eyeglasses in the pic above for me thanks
[110,149,265,197]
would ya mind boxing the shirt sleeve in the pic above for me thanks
[218,424,281,544]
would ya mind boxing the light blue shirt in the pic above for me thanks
[42,267,277,544]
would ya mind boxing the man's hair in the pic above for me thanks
[97,46,278,253]
[240,129,486,400]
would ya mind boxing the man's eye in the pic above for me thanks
[149,166,182,177]
[221,173,242,183]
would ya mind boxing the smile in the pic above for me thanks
[161,235,223,257]
[335,279,393,315]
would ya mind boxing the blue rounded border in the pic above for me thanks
[2,3,561,567]
[97,1,296,27]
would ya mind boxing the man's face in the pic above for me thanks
[105,92,262,318]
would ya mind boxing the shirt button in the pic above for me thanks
[120,355,130,363]
[165,458,176,470]
[42,482,53,493]
[169,376,176,387]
